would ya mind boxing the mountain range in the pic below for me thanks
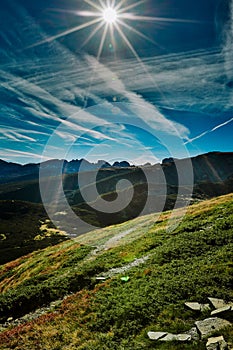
[0,159,132,184]
[1,151,233,184]
[0,151,232,237]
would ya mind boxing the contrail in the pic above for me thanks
[185,117,233,145]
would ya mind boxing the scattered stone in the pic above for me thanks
[147,331,167,340]
[185,327,200,341]
[208,298,233,310]
[195,317,231,338]
[185,302,202,311]
[185,302,210,312]
[7,317,13,322]
[206,336,228,350]
[95,277,107,281]
[160,333,191,342]
[211,306,233,321]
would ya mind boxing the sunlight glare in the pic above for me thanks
[103,7,117,23]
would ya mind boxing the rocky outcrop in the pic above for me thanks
[148,297,232,347]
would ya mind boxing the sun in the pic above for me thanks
[102,7,117,24]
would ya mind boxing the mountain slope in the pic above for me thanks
[0,193,232,349]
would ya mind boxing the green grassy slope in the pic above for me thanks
[0,194,232,349]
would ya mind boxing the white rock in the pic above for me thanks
[211,306,232,318]
[147,331,167,340]
[185,302,202,311]
[208,298,233,310]
[185,302,210,312]
[160,333,191,342]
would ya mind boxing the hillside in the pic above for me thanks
[0,201,69,264]
[0,193,232,349]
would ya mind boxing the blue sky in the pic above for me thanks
[0,0,232,164]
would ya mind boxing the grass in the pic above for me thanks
[0,193,232,349]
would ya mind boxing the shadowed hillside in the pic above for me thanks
[0,201,69,265]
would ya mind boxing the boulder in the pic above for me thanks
[195,317,231,338]
[206,336,228,350]
[147,331,167,340]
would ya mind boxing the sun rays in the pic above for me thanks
[27,0,161,60]
[26,0,201,65]
[24,0,203,104]
[79,0,157,60]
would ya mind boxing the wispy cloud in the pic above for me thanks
[107,47,230,114]
[0,127,39,142]
[1,149,50,162]
[86,55,190,139]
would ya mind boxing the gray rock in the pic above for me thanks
[208,298,233,310]
[206,336,228,350]
[211,306,233,321]
[195,317,231,338]
[185,302,210,312]
[147,331,167,340]
[160,333,192,342]
[185,327,200,341]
